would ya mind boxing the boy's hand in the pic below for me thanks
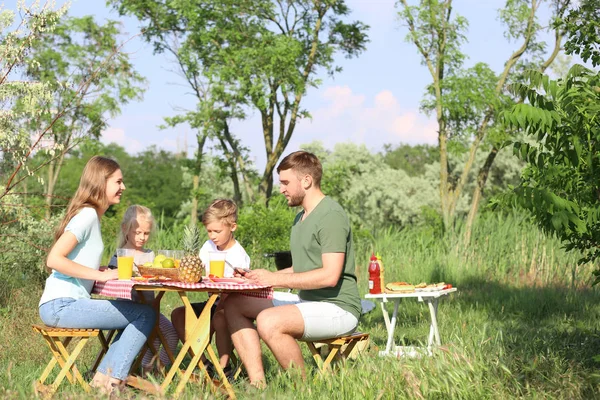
[234,267,251,277]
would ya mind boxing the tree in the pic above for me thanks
[110,0,369,203]
[0,2,145,271]
[396,0,569,241]
[382,143,438,176]
[562,0,600,66]
[1,4,144,203]
[502,65,600,268]
[157,33,255,218]
[0,2,65,194]
[302,141,440,229]
[502,0,600,276]
[23,15,146,218]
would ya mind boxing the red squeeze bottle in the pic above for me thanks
[368,253,381,294]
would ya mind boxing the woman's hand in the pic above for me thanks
[96,268,119,282]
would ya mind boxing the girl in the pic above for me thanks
[108,205,179,373]
[38,156,156,394]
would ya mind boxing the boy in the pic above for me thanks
[171,199,250,380]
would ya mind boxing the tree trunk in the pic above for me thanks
[221,120,254,204]
[218,136,242,205]
[45,160,55,220]
[258,162,275,205]
[464,146,498,244]
[257,8,327,206]
[191,131,208,227]
[191,174,199,226]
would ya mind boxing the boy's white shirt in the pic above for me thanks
[199,239,251,277]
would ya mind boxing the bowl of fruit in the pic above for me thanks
[136,227,205,283]
[137,251,181,280]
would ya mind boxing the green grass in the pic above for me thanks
[2,213,600,399]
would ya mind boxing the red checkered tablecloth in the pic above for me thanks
[92,279,273,300]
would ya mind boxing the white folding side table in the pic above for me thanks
[365,288,457,357]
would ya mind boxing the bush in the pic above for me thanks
[0,199,59,304]
[236,196,297,260]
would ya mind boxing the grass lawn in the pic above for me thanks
[2,216,600,398]
[1,275,600,399]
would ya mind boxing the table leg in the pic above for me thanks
[427,298,441,349]
[162,292,218,397]
[384,300,400,353]
[206,341,236,399]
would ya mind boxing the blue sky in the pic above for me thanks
[14,1,566,170]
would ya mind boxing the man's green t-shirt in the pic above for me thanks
[290,196,362,320]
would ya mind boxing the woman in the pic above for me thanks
[38,156,156,394]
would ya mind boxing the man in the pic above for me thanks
[224,150,361,387]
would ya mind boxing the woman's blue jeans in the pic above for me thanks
[39,297,156,380]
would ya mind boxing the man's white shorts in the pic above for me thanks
[272,292,358,341]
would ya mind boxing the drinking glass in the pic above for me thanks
[116,248,135,280]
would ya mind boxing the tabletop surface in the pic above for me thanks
[92,278,273,300]
[364,287,457,299]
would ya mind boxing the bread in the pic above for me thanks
[426,282,446,289]
[385,282,415,293]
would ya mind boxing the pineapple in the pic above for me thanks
[178,225,204,283]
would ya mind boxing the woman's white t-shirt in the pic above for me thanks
[199,240,250,277]
[39,207,103,306]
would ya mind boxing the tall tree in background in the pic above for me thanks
[23,16,146,218]
[397,0,569,240]
[1,2,146,266]
[502,0,600,274]
[504,65,600,267]
[464,0,571,244]
[0,2,65,197]
[110,0,369,203]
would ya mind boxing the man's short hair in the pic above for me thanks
[277,151,322,188]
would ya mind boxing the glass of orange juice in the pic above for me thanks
[209,251,226,278]
[117,249,135,280]
[172,250,184,268]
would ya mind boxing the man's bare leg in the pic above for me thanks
[225,294,273,386]
[256,305,306,375]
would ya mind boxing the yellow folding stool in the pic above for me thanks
[32,324,112,397]
[305,332,370,372]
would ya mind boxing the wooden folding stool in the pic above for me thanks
[32,324,110,397]
[305,332,370,372]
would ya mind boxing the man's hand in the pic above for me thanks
[245,269,279,286]
[97,268,119,282]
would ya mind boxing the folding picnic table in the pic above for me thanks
[92,279,273,398]
[365,288,457,357]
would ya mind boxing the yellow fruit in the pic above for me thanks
[162,258,175,268]
[154,254,167,264]
[153,261,163,268]
[143,262,152,267]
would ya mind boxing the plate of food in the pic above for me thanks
[415,282,452,291]
[206,276,247,284]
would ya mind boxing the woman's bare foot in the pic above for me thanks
[90,372,122,394]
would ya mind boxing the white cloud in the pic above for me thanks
[294,86,437,151]
[100,127,144,153]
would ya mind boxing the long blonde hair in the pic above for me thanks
[53,156,121,244]
[117,205,155,247]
